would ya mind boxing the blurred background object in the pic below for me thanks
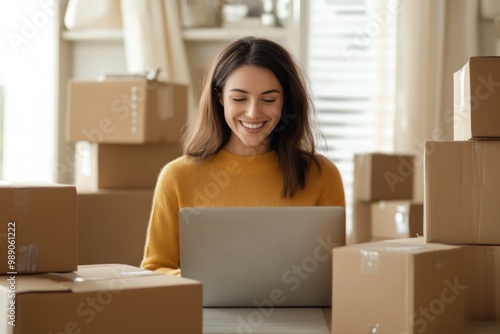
[180,0,224,28]
[480,0,500,54]
[64,0,122,30]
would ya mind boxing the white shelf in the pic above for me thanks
[61,27,287,43]
[182,27,287,41]
[61,29,124,41]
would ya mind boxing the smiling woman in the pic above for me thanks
[140,36,346,276]
[0,0,58,182]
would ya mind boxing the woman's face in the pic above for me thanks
[219,65,284,156]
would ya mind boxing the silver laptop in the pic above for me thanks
[178,206,345,307]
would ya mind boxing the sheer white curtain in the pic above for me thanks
[394,0,480,200]
[120,0,193,127]
[120,0,190,83]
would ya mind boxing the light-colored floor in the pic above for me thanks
[203,308,500,334]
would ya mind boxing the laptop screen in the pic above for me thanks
[179,206,346,307]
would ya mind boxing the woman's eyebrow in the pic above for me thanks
[229,88,248,93]
[228,88,281,95]
[261,89,281,95]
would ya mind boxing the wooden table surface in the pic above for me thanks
[203,308,500,334]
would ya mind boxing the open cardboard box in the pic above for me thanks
[0,264,202,334]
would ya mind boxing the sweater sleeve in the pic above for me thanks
[140,163,181,276]
[316,155,346,207]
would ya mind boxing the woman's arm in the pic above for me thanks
[141,164,182,276]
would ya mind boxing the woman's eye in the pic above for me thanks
[262,99,275,103]
[232,98,246,102]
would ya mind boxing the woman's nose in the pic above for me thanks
[245,100,260,119]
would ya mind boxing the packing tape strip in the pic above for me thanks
[13,188,39,273]
[17,244,39,273]
[473,141,485,243]
[484,246,496,319]
[156,83,174,121]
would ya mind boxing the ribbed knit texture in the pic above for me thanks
[140,149,345,275]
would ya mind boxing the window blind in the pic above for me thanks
[306,0,398,238]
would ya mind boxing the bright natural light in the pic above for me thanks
[0,0,58,182]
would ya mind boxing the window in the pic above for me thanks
[0,0,58,182]
[306,0,398,238]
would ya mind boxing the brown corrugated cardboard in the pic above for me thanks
[464,245,500,320]
[77,189,154,266]
[425,140,500,244]
[0,264,202,334]
[453,56,500,140]
[371,200,423,240]
[75,141,181,189]
[351,201,372,244]
[0,183,77,274]
[353,153,414,201]
[66,79,187,143]
[333,239,465,334]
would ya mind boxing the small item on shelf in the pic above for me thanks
[261,0,279,27]
[180,0,224,28]
[222,3,249,23]
[97,67,162,81]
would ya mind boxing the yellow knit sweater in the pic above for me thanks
[140,149,345,275]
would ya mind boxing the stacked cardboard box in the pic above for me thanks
[66,78,186,190]
[332,58,500,332]
[77,189,154,267]
[1,89,201,330]
[0,264,202,333]
[332,237,466,333]
[0,183,78,274]
[425,56,500,321]
[351,153,422,243]
[66,77,188,265]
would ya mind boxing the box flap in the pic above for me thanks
[0,274,71,294]
[336,239,462,255]
[1,264,201,295]
[0,182,75,189]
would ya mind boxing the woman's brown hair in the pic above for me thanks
[183,36,319,197]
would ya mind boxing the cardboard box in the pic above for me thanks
[333,239,465,334]
[371,200,423,240]
[77,189,154,266]
[75,141,181,189]
[425,140,500,244]
[0,183,77,274]
[352,201,423,243]
[0,264,202,334]
[351,201,372,244]
[353,153,414,201]
[464,245,500,320]
[453,56,500,140]
[66,79,187,143]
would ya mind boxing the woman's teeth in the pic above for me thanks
[241,121,264,129]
